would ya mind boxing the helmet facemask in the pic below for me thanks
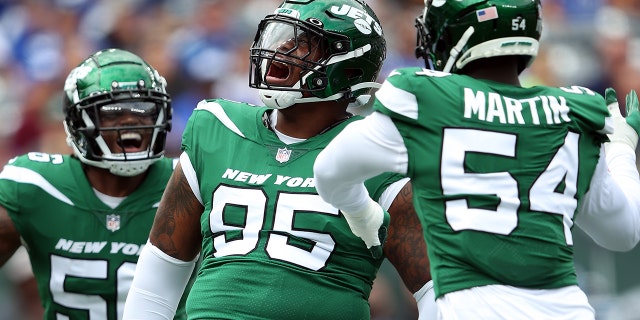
[251,16,338,109]
[415,3,437,70]
[249,1,386,109]
[63,49,172,176]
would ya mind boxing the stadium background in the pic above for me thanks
[0,0,639,319]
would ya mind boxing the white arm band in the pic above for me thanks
[414,280,437,320]
[122,242,197,320]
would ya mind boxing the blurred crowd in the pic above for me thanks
[1,0,640,319]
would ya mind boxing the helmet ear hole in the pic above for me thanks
[344,68,362,80]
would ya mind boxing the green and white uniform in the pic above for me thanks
[181,99,400,320]
[0,155,187,320]
[371,68,610,297]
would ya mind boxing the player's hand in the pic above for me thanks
[606,88,639,150]
[342,198,387,258]
[625,89,640,135]
[368,213,389,259]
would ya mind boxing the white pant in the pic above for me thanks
[436,284,595,320]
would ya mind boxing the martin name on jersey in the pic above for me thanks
[411,69,605,128]
[373,67,611,298]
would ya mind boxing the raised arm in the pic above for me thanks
[314,112,407,213]
[314,112,409,249]
[576,89,640,251]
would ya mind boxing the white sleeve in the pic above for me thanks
[576,144,640,251]
[122,242,197,320]
[378,177,410,211]
[314,112,408,213]
[414,280,437,320]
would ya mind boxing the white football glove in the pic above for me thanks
[606,88,640,150]
[342,198,385,256]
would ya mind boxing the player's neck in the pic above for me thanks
[460,57,522,86]
[469,71,521,86]
[83,165,148,197]
[273,102,351,139]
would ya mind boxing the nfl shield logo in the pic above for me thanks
[106,214,121,232]
[275,148,292,163]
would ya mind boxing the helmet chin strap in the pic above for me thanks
[443,26,475,73]
[259,82,381,109]
[259,89,303,109]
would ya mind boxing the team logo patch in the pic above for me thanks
[106,214,121,232]
[274,8,300,19]
[330,4,383,36]
[354,19,372,35]
[275,147,292,163]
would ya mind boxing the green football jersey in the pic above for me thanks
[0,154,188,320]
[373,68,610,298]
[181,99,401,320]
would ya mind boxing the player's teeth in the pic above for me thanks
[121,132,141,141]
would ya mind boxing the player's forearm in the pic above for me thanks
[313,150,371,214]
[578,145,640,251]
[122,242,197,320]
[314,114,406,212]
[315,135,374,212]
[602,143,640,248]
[606,143,640,192]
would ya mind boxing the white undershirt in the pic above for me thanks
[93,188,126,209]
[270,111,305,145]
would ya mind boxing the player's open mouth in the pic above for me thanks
[265,61,291,84]
[117,132,144,152]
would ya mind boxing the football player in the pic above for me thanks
[123,0,434,319]
[0,48,191,319]
[313,0,640,319]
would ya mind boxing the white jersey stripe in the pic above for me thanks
[0,165,74,206]
[375,80,419,120]
[179,152,203,205]
[196,100,245,138]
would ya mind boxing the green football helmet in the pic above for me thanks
[249,0,386,109]
[415,0,542,74]
[63,48,172,176]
